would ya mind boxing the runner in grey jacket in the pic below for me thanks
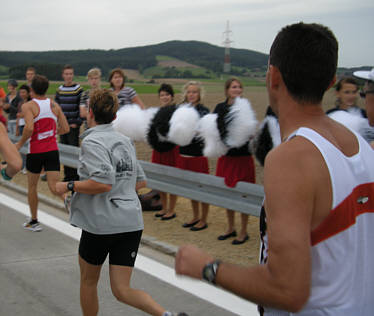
[56,89,187,316]
[69,123,146,234]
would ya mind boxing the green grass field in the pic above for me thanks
[0,81,181,95]
[155,55,175,61]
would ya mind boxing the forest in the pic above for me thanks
[0,40,268,80]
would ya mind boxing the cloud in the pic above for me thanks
[0,0,373,67]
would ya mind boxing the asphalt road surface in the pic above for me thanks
[0,187,258,316]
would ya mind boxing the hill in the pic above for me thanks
[0,40,268,80]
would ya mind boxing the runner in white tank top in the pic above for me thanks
[260,127,374,315]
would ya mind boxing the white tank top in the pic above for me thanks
[260,127,374,316]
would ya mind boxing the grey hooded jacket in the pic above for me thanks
[70,123,146,234]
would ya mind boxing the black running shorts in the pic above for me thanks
[26,150,60,173]
[79,230,143,266]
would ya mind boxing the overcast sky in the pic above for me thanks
[1,0,373,68]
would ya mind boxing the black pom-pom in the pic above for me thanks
[147,105,177,152]
[216,106,231,145]
[253,122,274,166]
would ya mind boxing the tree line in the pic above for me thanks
[0,40,269,79]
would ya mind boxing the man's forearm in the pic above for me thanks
[216,263,287,310]
[17,128,33,148]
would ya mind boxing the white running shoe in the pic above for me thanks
[23,220,43,232]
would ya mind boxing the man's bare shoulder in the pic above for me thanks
[22,99,39,110]
[50,100,62,110]
[22,100,36,108]
[264,135,325,187]
[267,135,322,163]
[22,100,39,114]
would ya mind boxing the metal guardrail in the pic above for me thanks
[10,135,264,217]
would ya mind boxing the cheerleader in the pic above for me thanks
[326,77,374,144]
[109,68,145,110]
[151,84,179,220]
[326,77,365,117]
[177,81,210,231]
[215,78,255,245]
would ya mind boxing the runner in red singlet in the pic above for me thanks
[16,75,69,232]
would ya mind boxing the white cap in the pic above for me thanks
[353,68,374,81]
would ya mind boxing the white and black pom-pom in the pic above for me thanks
[197,113,229,157]
[217,97,258,148]
[251,106,281,166]
[113,104,157,142]
[167,103,200,146]
[147,105,177,152]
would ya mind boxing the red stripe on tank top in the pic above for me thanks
[311,182,374,246]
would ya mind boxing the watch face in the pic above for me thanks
[203,260,221,284]
[205,267,214,281]
[203,264,215,283]
[67,181,74,191]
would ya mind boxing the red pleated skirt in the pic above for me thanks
[176,155,209,174]
[216,155,255,188]
[151,147,179,167]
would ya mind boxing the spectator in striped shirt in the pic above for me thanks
[79,67,102,121]
[55,64,83,181]
[109,68,145,110]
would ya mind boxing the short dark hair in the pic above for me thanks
[63,64,74,72]
[26,67,36,73]
[158,83,174,97]
[19,84,30,93]
[7,79,18,88]
[335,77,358,92]
[89,89,119,124]
[31,75,49,95]
[269,22,338,104]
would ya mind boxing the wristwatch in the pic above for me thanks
[202,259,221,284]
[67,181,75,192]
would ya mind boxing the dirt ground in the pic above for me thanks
[3,85,354,267]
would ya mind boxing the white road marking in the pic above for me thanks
[0,192,258,316]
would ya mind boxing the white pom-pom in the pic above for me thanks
[264,115,281,148]
[224,97,258,147]
[113,104,158,142]
[198,114,228,157]
[328,110,367,133]
[168,103,200,146]
[328,110,374,142]
[143,107,160,136]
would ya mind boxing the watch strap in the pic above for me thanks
[1,168,12,181]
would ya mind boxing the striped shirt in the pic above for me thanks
[55,83,83,125]
[115,86,137,110]
[79,89,90,109]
